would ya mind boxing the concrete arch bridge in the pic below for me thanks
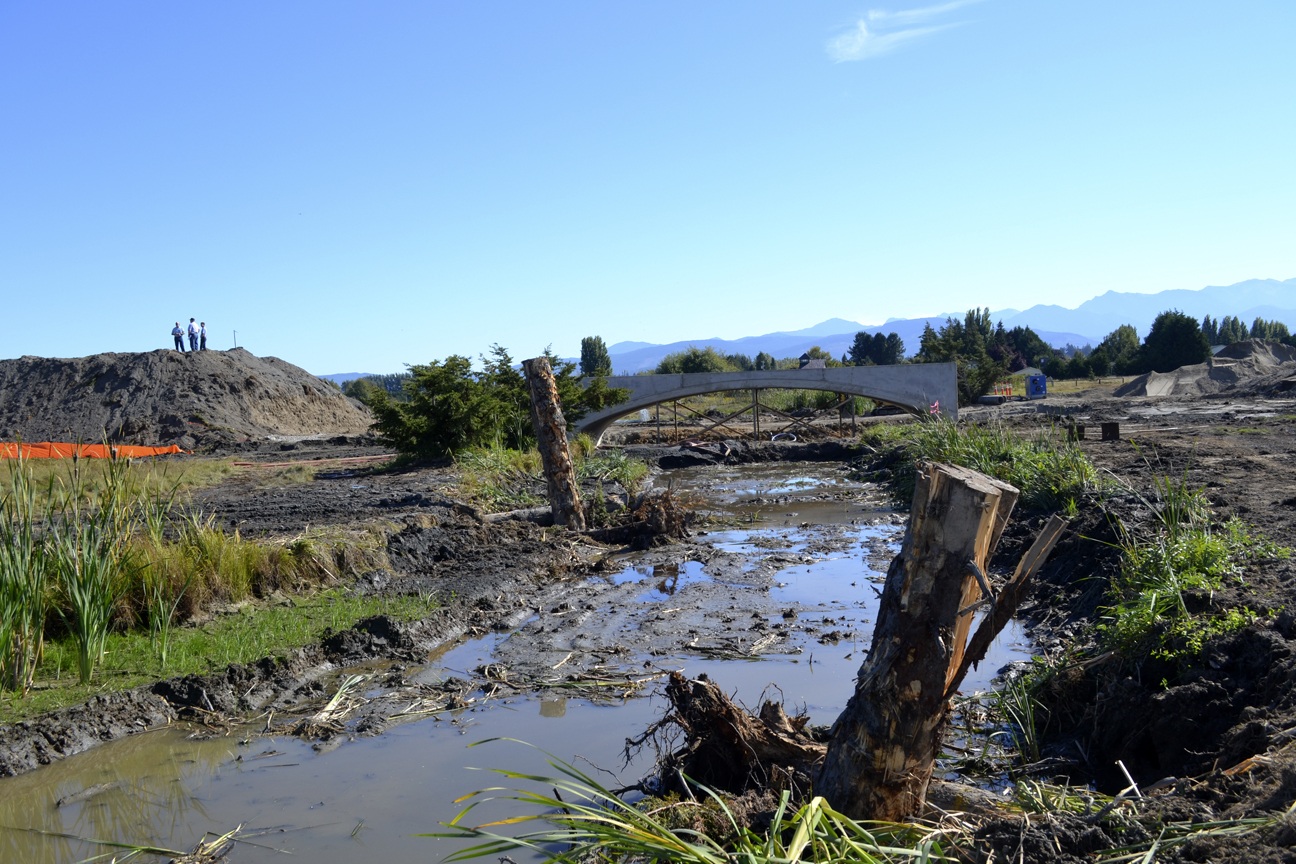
[575,363,957,445]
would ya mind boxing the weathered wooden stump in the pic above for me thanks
[522,356,586,531]
[643,461,1065,817]
[816,461,1029,820]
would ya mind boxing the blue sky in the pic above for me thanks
[3,2,1293,374]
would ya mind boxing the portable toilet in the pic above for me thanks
[1026,374,1047,399]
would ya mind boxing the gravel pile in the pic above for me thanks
[0,348,373,451]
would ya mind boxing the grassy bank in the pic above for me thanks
[0,455,414,724]
[855,417,1100,513]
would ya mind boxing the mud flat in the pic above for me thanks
[0,453,1029,862]
[5,372,1296,861]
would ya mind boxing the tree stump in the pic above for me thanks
[522,357,585,531]
[815,461,1019,820]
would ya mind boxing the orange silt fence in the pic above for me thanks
[0,443,187,460]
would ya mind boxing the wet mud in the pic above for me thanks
[5,388,1296,862]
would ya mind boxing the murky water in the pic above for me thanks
[0,462,1032,862]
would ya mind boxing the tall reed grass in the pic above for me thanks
[0,456,52,694]
[0,454,387,693]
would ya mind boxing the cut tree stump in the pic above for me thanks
[815,461,1061,821]
[634,461,1065,818]
[522,356,586,531]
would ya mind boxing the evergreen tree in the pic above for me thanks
[1065,352,1091,379]
[848,332,873,366]
[848,331,905,365]
[1201,315,1218,345]
[369,345,624,461]
[579,336,613,378]
[1219,316,1248,344]
[913,309,1006,405]
[1139,310,1210,373]
[1250,317,1291,341]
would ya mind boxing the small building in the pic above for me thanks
[798,353,827,370]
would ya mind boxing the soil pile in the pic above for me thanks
[0,348,373,451]
[1114,339,1296,398]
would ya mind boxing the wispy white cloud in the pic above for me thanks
[827,0,982,62]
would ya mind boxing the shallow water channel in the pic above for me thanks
[0,462,1033,863]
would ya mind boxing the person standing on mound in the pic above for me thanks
[172,322,186,352]
[187,318,199,352]
[199,321,208,350]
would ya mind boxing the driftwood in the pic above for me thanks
[650,671,823,795]
[522,356,585,531]
[648,462,1065,820]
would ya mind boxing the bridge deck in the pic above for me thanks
[576,364,957,444]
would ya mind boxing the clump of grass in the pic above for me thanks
[578,449,649,494]
[0,452,393,702]
[456,444,650,512]
[862,418,1099,513]
[46,454,145,684]
[1094,459,1289,665]
[455,447,546,511]
[995,671,1044,765]
[0,455,235,511]
[431,740,952,863]
[1099,516,1285,662]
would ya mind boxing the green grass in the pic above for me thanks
[860,418,1100,513]
[0,588,438,724]
[1096,460,1289,665]
[1098,517,1286,663]
[455,447,546,510]
[0,453,396,717]
[431,740,951,863]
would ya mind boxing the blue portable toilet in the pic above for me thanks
[1026,374,1047,399]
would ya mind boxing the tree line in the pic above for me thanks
[343,307,1291,460]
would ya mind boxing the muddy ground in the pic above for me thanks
[4,385,1296,862]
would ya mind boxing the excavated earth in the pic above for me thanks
[0,348,372,450]
[5,346,1296,862]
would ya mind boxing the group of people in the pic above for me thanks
[171,318,207,352]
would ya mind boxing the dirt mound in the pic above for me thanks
[1214,339,1296,365]
[1113,339,1296,399]
[0,348,373,451]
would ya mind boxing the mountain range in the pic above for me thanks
[603,277,1296,374]
[320,277,1295,380]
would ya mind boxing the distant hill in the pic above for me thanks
[320,277,1296,378]
[604,277,1295,374]
[1001,277,1296,343]
[318,372,378,385]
